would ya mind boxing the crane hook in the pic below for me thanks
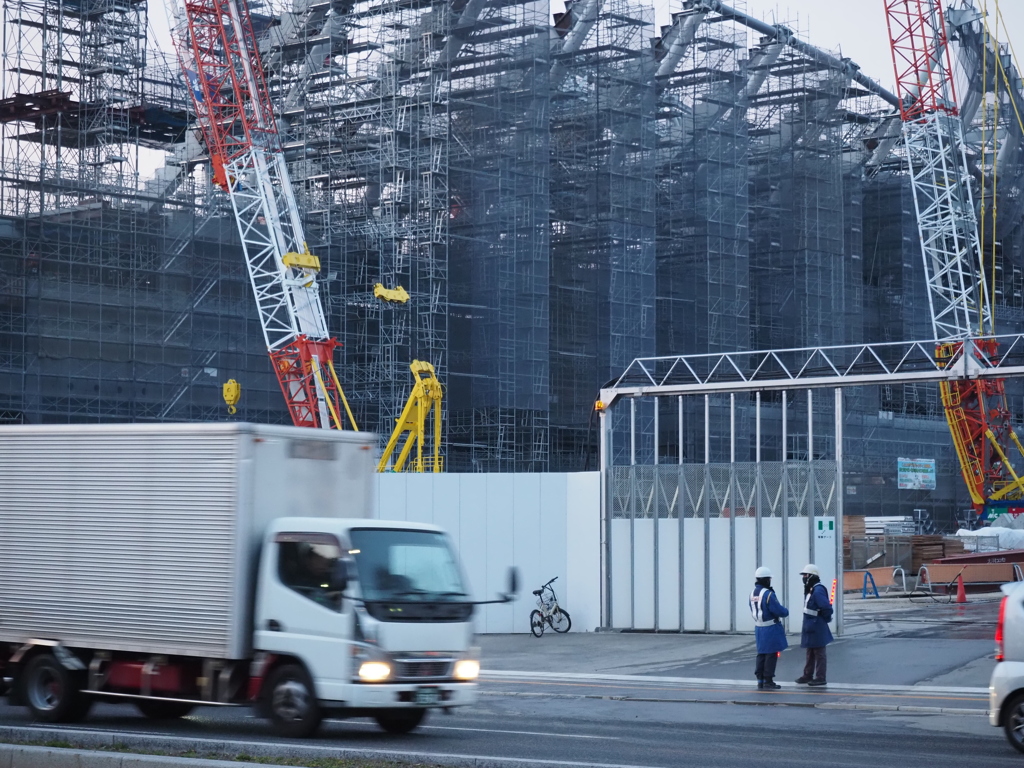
[223,379,241,415]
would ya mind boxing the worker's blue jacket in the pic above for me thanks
[749,584,788,654]
[800,581,834,648]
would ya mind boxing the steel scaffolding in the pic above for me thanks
[2,0,1024,519]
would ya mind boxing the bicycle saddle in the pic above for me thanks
[532,589,543,596]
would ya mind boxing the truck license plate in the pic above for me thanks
[415,687,440,705]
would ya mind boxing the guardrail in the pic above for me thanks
[917,562,1020,594]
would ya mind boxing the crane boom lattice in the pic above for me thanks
[885,0,1024,512]
[173,0,356,430]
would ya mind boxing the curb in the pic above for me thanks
[480,670,988,696]
[0,736,658,768]
[480,689,989,715]
[0,743,277,768]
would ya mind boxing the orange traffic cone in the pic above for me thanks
[956,574,967,604]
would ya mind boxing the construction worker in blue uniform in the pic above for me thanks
[795,563,833,686]
[749,566,788,690]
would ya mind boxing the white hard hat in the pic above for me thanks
[800,564,820,577]
[755,566,773,579]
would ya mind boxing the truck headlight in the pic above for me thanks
[358,661,391,682]
[453,659,480,681]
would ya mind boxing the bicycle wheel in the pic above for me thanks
[530,610,545,637]
[549,607,571,633]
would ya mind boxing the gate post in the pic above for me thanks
[835,387,845,635]
[600,404,612,629]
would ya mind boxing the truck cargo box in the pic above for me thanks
[0,422,376,659]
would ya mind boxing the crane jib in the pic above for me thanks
[885,0,1024,514]
[172,0,354,431]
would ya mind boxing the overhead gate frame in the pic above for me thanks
[597,335,1024,633]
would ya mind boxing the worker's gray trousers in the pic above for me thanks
[755,652,778,681]
[803,646,827,682]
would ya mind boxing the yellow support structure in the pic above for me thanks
[282,246,321,271]
[377,360,443,473]
[373,283,410,303]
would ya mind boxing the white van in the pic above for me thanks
[990,581,1024,752]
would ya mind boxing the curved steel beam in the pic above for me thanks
[690,0,901,109]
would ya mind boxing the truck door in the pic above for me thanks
[255,532,352,702]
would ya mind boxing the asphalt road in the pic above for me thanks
[0,600,1007,767]
[0,676,1014,768]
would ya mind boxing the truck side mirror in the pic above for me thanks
[330,559,355,592]
[504,567,519,601]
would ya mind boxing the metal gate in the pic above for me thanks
[607,460,837,632]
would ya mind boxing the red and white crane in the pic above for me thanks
[884,0,1024,514]
[172,0,357,431]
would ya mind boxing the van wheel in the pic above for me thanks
[23,654,88,723]
[1005,692,1024,754]
[374,708,427,734]
[265,664,322,738]
[136,700,195,720]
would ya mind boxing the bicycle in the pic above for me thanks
[529,577,571,637]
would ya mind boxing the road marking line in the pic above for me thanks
[0,725,658,768]
[423,725,618,740]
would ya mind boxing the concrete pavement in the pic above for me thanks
[478,592,1000,689]
[474,591,1000,718]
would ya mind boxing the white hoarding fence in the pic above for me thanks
[375,472,601,634]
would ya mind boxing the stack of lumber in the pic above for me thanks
[842,517,866,569]
[844,516,866,536]
[911,534,945,571]
[942,537,966,558]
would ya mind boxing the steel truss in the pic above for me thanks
[600,335,1024,403]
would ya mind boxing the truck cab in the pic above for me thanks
[252,518,482,735]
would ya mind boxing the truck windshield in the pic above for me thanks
[349,528,466,601]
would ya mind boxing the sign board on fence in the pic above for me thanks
[897,458,936,490]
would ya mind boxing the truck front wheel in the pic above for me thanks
[22,654,90,723]
[265,663,322,738]
[374,708,427,734]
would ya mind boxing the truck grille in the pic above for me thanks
[396,660,453,679]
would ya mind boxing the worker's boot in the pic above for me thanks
[762,678,781,690]
[756,678,764,690]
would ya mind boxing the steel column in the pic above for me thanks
[653,397,660,631]
[600,408,612,628]
[678,395,685,631]
[808,389,815,563]
[729,392,736,631]
[835,387,845,635]
[630,398,636,630]
[781,391,790,619]
[704,394,711,632]
[755,392,762,567]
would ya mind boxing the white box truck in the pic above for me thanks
[0,423,513,737]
